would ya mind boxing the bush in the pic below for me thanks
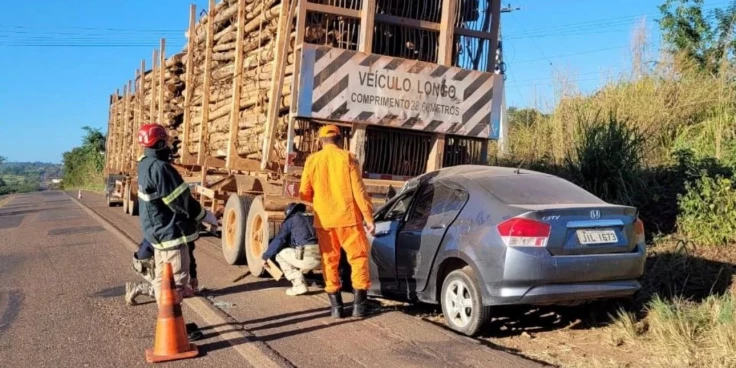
[564,110,647,206]
[677,174,736,246]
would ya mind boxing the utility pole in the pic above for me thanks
[497,4,519,157]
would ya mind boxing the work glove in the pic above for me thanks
[202,210,218,226]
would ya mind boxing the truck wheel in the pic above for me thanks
[122,183,130,214]
[245,196,270,277]
[222,194,252,265]
[440,266,491,336]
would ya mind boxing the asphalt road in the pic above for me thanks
[0,191,546,367]
[0,192,249,367]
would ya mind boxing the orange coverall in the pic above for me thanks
[299,143,374,293]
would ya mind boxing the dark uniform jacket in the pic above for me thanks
[262,213,318,261]
[137,148,205,250]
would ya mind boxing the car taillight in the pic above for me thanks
[497,218,551,247]
[634,218,645,244]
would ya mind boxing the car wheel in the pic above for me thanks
[440,266,491,336]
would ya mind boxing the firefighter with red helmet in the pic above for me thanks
[136,123,216,304]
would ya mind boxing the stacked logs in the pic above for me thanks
[108,92,137,172]
[181,0,294,161]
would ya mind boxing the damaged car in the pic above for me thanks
[351,165,647,336]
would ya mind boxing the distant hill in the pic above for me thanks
[0,161,63,194]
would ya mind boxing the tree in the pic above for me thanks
[81,126,106,154]
[658,0,736,73]
[61,127,107,189]
[507,107,549,128]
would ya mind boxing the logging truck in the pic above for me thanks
[103,0,505,277]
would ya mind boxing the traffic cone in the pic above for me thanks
[145,262,199,363]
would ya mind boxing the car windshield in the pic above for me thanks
[477,174,605,205]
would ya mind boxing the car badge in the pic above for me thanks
[590,210,601,220]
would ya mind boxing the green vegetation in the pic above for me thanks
[61,127,106,191]
[678,175,736,246]
[0,156,61,195]
[493,1,736,366]
[496,0,736,241]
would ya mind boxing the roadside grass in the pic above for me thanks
[606,239,736,368]
[610,294,736,368]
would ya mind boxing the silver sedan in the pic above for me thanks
[360,165,647,336]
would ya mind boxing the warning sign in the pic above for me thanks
[296,44,504,139]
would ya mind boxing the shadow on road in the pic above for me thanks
[203,279,282,297]
[195,309,369,354]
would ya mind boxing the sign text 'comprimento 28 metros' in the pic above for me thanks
[296,44,504,139]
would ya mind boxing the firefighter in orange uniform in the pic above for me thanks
[299,125,375,319]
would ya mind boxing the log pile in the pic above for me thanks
[108,92,137,172]
[179,0,294,161]
[123,0,373,167]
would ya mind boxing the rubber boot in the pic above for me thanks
[352,289,368,318]
[327,292,344,319]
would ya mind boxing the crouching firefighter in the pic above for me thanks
[125,237,201,305]
[261,203,321,296]
[136,123,217,304]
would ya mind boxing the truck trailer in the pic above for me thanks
[103,0,505,277]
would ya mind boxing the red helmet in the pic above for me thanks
[137,123,168,148]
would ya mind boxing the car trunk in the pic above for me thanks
[511,204,639,256]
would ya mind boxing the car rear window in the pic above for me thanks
[477,174,605,205]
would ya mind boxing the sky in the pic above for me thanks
[0,0,730,163]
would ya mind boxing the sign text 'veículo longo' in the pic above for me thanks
[296,44,504,139]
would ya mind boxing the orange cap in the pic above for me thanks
[318,125,340,138]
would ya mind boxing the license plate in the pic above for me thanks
[577,229,618,244]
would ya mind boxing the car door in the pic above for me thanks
[396,180,468,296]
[367,190,416,294]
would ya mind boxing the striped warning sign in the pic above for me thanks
[296,44,503,139]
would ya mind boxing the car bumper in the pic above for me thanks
[476,244,646,306]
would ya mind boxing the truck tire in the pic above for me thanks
[440,266,491,336]
[245,196,270,277]
[222,194,252,265]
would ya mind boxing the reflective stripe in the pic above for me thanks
[150,233,198,250]
[162,183,189,205]
[137,192,161,202]
[195,207,206,222]
[137,155,146,162]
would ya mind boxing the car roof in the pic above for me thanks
[429,165,606,205]
[431,165,550,182]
